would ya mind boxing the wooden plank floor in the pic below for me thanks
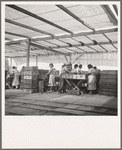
[5,89,117,116]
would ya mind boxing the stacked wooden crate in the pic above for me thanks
[20,69,24,90]
[99,70,117,97]
[21,67,38,93]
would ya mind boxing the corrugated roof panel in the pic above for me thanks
[14,16,45,26]
[46,28,69,35]
[82,14,116,26]
[88,34,109,42]
[36,41,58,47]
[5,34,26,40]
[54,48,72,53]
[60,38,80,45]
[5,6,28,20]
[78,46,97,52]
[39,9,73,22]
[55,19,89,31]
[6,45,26,51]
[21,32,46,38]
[67,47,85,53]
[89,22,115,29]
[66,25,90,32]
[64,5,105,18]
[101,44,118,51]
[5,22,20,31]
[46,39,68,46]
[89,45,107,52]
[66,5,116,28]
[72,36,94,44]
[105,32,118,41]
[17,5,59,14]
[34,23,68,35]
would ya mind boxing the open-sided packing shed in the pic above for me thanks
[5,4,118,67]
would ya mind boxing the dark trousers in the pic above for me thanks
[58,77,66,93]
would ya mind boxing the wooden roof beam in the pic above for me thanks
[113,5,118,15]
[108,5,118,21]
[72,53,85,64]
[85,35,108,52]
[76,47,87,53]
[5,27,118,45]
[32,27,118,41]
[87,46,98,52]
[57,5,95,32]
[5,37,11,40]
[5,31,30,39]
[6,40,117,51]
[5,39,28,45]
[30,42,69,56]
[5,18,54,37]
[103,33,117,50]
[7,5,73,35]
[101,5,118,24]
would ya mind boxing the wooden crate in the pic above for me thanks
[99,83,117,90]
[24,84,38,89]
[99,78,117,83]
[23,75,38,80]
[24,70,39,75]
[100,74,117,79]
[98,70,117,97]
[22,79,38,84]
[24,66,38,71]
[24,89,38,93]
[101,70,117,75]
[67,89,81,95]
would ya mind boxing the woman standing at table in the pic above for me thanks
[78,64,83,74]
[58,63,70,93]
[72,64,78,74]
[87,69,97,94]
[12,66,20,89]
[47,63,56,93]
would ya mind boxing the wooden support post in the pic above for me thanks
[26,39,30,67]
[36,55,38,67]
[63,54,68,63]
[72,53,85,64]
[10,58,12,69]
[69,54,72,64]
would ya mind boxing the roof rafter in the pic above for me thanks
[57,5,95,32]
[44,40,59,48]
[72,53,85,64]
[102,33,117,50]
[5,37,11,40]
[108,5,118,21]
[30,42,69,56]
[87,46,98,52]
[76,47,87,53]
[65,47,79,53]
[5,45,27,51]
[5,27,118,45]
[5,18,54,37]
[32,27,118,41]
[85,35,108,52]
[113,5,118,15]
[5,31,30,39]
[101,5,118,24]
[7,5,73,35]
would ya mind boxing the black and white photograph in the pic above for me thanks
[2,1,120,149]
